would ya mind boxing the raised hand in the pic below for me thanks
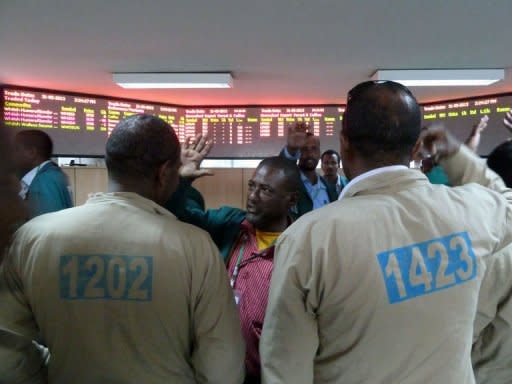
[287,122,311,154]
[413,124,461,164]
[180,134,214,179]
[504,111,512,134]
[465,115,488,152]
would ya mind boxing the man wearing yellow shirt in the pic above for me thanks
[168,155,301,384]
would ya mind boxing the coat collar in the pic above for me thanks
[86,192,177,218]
[339,167,430,200]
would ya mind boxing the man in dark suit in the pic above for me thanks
[280,123,338,218]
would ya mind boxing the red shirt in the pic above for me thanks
[227,220,275,379]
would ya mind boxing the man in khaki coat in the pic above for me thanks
[0,122,27,256]
[0,123,40,383]
[260,81,512,384]
[0,114,245,383]
[472,242,512,384]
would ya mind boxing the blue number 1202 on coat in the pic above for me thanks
[377,232,476,304]
[59,254,153,301]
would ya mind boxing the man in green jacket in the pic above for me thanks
[321,149,348,195]
[15,130,73,218]
[166,146,301,384]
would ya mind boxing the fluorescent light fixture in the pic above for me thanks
[202,159,264,168]
[113,72,233,89]
[372,69,504,86]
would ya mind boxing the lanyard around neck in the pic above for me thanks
[229,235,276,289]
[230,242,246,288]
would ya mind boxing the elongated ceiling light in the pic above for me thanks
[372,69,504,86]
[113,72,233,89]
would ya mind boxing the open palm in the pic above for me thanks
[180,134,214,179]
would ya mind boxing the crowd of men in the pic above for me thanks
[0,81,512,383]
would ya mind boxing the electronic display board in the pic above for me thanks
[421,95,512,155]
[2,86,511,157]
[182,106,344,157]
[1,87,344,157]
[2,88,182,157]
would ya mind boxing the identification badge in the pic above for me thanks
[233,289,242,307]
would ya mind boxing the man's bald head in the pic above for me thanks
[342,81,421,163]
[105,114,181,205]
[106,114,180,182]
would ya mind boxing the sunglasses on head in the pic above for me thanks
[347,80,413,103]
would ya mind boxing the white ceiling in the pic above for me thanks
[1,0,511,106]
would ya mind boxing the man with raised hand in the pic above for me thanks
[167,136,301,384]
[261,81,512,384]
[280,123,338,217]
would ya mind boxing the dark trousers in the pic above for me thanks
[244,374,261,384]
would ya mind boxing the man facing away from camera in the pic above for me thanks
[0,114,245,384]
[261,81,512,384]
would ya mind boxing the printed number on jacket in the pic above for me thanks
[59,255,153,301]
[377,232,476,304]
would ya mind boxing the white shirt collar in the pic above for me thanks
[19,160,52,198]
[338,165,409,200]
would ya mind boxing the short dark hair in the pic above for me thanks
[16,130,53,159]
[343,80,421,161]
[487,140,512,187]
[0,123,13,167]
[321,149,340,164]
[106,114,180,181]
[258,156,302,193]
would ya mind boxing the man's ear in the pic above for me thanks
[155,159,180,203]
[339,130,350,155]
[156,160,170,187]
[156,159,180,190]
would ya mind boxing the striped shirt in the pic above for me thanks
[227,219,276,379]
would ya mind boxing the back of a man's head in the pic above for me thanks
[106,114,180,183]
[487,140,512,187]
[16,129,53,160]
[343,81,421,163]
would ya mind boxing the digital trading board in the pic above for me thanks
[421,95,511,155]
[2,88,181,157]
[2,86,511,157]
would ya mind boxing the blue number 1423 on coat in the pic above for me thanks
[377,232,476,304]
